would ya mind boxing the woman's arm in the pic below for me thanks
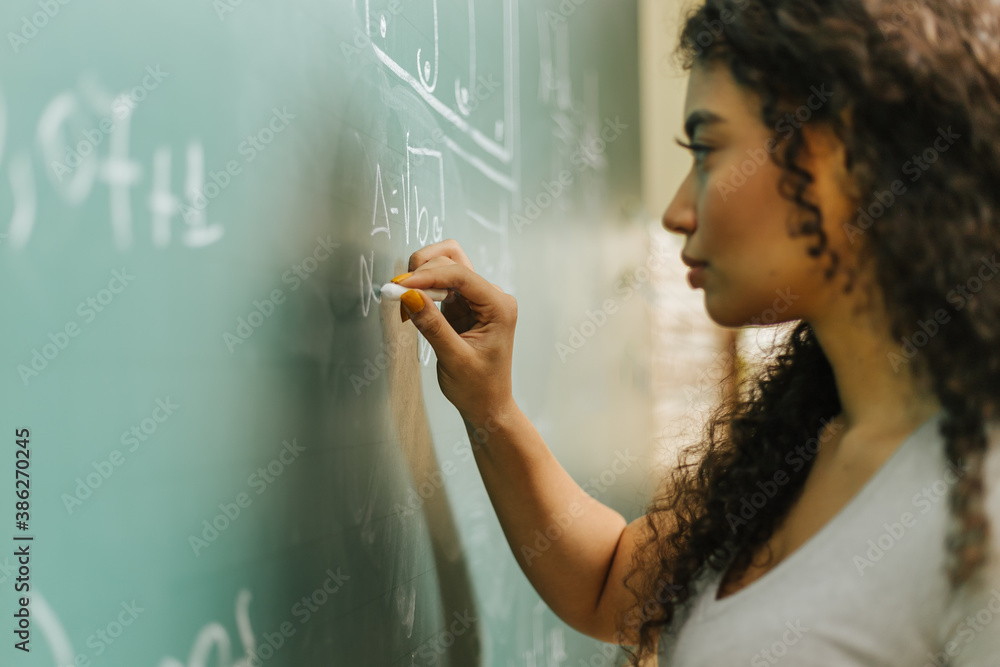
[462,402,658,644]
[396,239,665,645]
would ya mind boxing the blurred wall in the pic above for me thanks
[638,0,738,473]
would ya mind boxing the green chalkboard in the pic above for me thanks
[0,0,648,664]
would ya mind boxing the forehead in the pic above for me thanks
[683,61,763,133]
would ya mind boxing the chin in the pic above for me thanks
[701,295,746,329]
[703,293,795,330]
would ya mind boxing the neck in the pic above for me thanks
[807,283,942,440]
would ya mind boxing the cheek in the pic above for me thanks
[697,161,814,324]
[701,160,788,263]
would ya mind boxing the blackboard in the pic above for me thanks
[0,0,651,664]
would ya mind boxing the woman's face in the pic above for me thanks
[662,60,859,328]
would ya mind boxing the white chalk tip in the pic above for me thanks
[379,282,449,301]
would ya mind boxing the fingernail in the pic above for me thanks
[400,289,425,314]
[400,303,410,323]
[391,272,413,283]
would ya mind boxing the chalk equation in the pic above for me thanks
[361,0,517,168]
[340,0,520,322]
[1,70,224,252]
[371,131,446,246]
[33,589,258,667]
[360,128,445,333]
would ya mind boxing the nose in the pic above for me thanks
[661,171,696,236]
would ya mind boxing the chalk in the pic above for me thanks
[378,282,449,301]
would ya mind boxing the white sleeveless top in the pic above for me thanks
[658,409,1000,666]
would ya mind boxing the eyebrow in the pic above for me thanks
[684,109,726,138]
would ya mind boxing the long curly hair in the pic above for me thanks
[617,0,1000,663]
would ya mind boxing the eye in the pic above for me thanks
[674,137,714,164]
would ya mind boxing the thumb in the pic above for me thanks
[400,289,467,361]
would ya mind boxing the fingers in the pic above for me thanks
[412,259,504,294]
[395,263,513,320]
[412,256,457,273]
[398,288,470,362]
[407,258,458,305]
[408,239,474,272]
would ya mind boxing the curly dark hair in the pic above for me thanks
[616,0,1000,663]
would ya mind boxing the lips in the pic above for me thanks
[686,265,706,288]
[681,253,708,269]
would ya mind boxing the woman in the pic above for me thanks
[390,0,1000,663]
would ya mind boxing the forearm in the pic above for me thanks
[462,402,628,634]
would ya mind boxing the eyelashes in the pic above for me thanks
[674,137,714,161]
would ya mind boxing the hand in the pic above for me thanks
[394,239,517,425]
